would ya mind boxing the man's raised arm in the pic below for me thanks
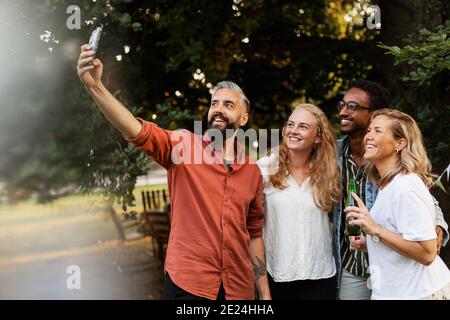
[77,44,142,139]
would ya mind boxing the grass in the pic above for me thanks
[0,183,168,220]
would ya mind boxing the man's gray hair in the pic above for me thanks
[212,81,250,112]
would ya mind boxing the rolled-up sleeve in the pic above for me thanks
[247,174,264,238]
[125,118,173,169]
[432,195,449,246]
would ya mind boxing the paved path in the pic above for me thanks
[0,200,164,299]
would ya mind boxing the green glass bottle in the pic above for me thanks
[345,179,362,236]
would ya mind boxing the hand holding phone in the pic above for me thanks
[88,27,102,57]
[77,27,104,87]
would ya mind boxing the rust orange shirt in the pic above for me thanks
[126,119,264,300]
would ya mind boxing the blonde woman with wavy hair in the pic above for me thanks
[257,104,341,300]
[364,109,434,189]
[346,108,450,299]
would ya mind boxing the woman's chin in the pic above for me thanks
[363,152,376,161]
[285,142,298,150]
[286,143,310,153]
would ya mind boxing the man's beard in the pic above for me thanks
[208,113,237,140]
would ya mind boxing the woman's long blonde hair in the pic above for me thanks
[268,104,341,212]
[365,108,434,188]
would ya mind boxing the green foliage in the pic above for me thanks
[379,20,450,193]
[379,21,450,86]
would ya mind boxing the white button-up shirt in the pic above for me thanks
[257,155,336,282]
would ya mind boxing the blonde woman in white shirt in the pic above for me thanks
[257,104,341,300]
[346,108,450,299]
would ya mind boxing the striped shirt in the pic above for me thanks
[340,143,370,278]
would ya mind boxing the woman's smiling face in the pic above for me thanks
[364,115,398,162]
[283,109,320,153]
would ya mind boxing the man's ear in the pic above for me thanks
[240,112,249,127]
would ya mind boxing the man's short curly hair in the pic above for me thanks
[349,80,390,110]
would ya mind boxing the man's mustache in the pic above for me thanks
[208,113,229,126]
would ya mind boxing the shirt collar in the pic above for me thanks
[200,132,250,168]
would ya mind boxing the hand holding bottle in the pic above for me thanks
[345,192,379,237]
[345,179,362,236]
[349,235,368,252]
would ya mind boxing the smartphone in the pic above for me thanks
[88,27,102,56]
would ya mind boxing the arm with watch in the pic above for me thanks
[345,192,437,266]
